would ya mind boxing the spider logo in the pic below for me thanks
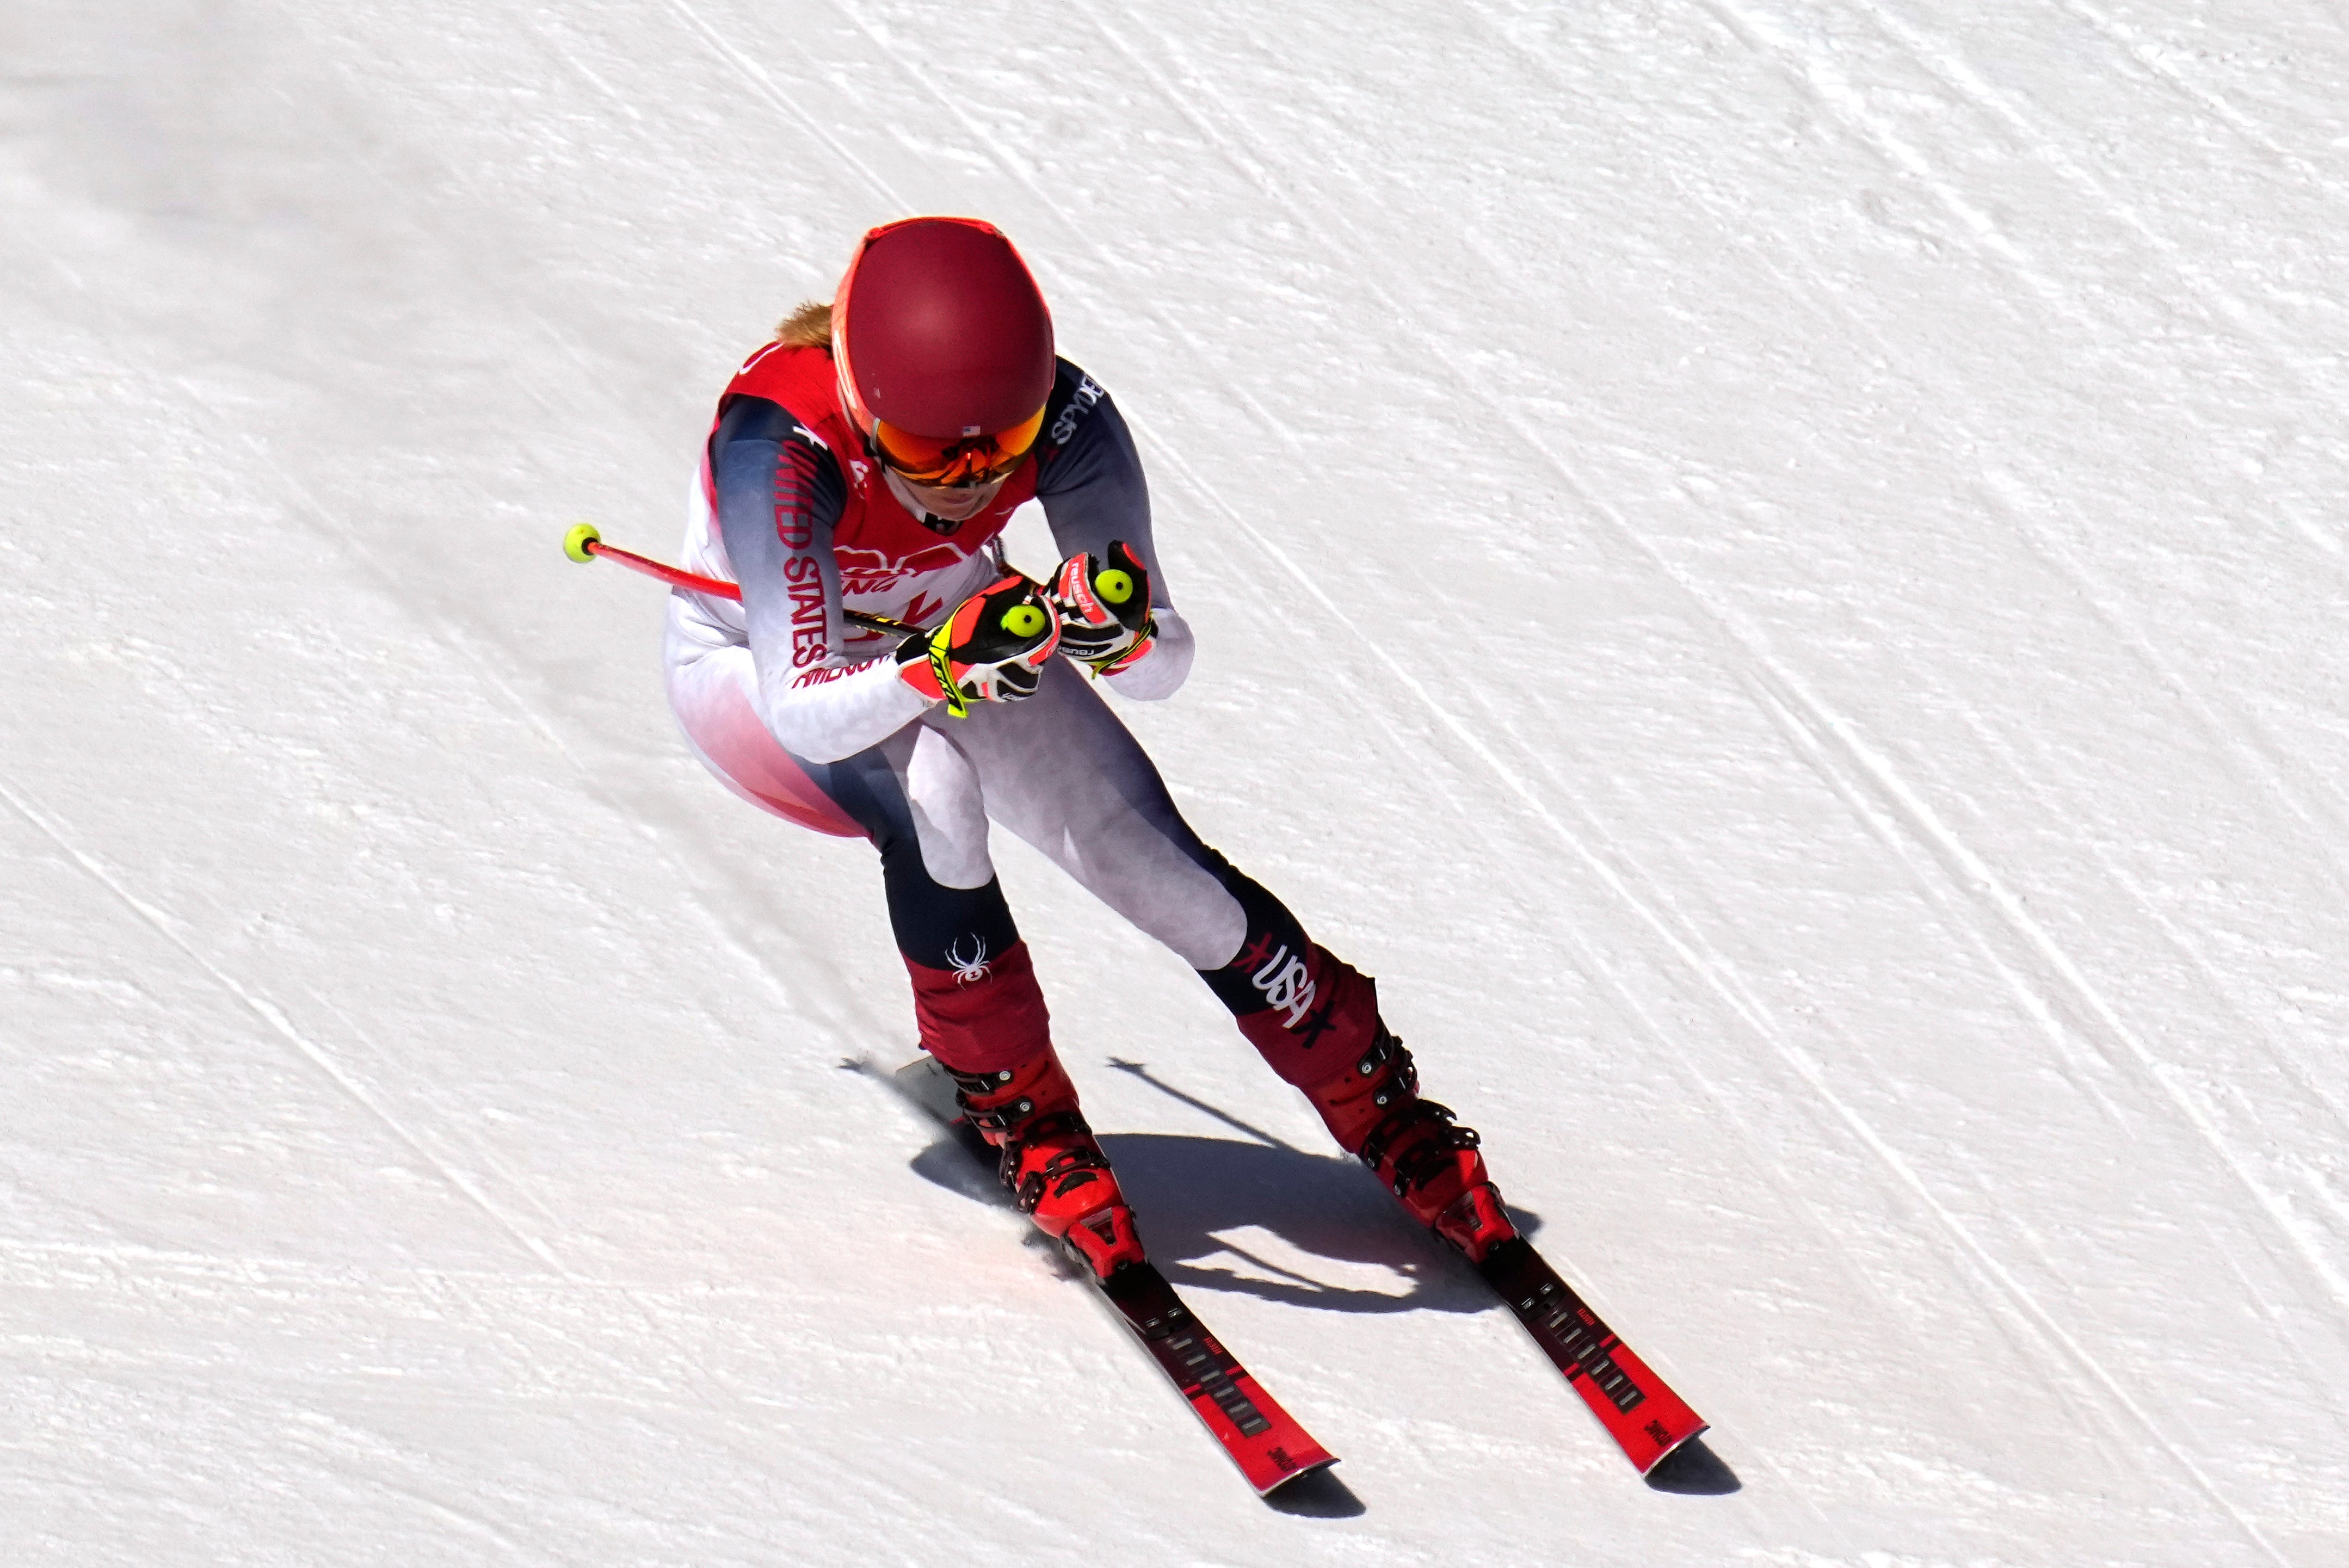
[946,934,992,986]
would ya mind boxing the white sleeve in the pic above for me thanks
[681,454,940,763]
[664,586,938,764]
[758,655,936,763]
[1101,607,1194,702]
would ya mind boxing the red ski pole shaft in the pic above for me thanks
[563,523,913,637]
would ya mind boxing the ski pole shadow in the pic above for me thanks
[1094,1131,1512,1314]
[883,1053,1543,1317]
[1099,1058,1545,1316]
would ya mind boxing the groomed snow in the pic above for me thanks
[5,1,2347,1563]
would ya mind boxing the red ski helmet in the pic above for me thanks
[833,217,1056,487]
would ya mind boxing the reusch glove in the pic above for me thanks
[895,571,1061,715]
[1050,540,1157,676]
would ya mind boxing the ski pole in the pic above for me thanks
[562,522,914,638]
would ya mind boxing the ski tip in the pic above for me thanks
[1260,1458,1355,1514]
[1636,1419,1709,1476]
[1641,1429,1742,1495]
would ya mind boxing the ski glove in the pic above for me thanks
[1050,540,1157,677]
[895,571,1061,715]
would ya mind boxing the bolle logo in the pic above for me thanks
[1049,376,1105,446]
[947,934,992,986]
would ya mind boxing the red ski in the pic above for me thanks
[1474,1236,1705,1473]
[1094,1258,1336,1495]
[891,1057,1336,1497]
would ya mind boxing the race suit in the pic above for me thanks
[663,340,1378,1083]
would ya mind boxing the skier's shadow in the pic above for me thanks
[905,1058,1545,1317]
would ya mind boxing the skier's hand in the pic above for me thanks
[1050,540,1157,676]
[895,571,1061,715]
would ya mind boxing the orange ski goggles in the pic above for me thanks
[871,404,1047,488]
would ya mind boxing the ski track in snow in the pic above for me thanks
[0,778,570,1279]
[1071,23,2343,1543]
[1670,0,2349,1351]
[5,0,2348,1562]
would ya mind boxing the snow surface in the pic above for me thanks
[6,0,2348,1562]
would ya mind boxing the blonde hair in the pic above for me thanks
[774,300,834,349]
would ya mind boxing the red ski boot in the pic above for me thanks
[1302,1026,1518,1262]
[946,1049,1147,1280]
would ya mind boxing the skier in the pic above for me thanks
[663,216,1517,1279]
